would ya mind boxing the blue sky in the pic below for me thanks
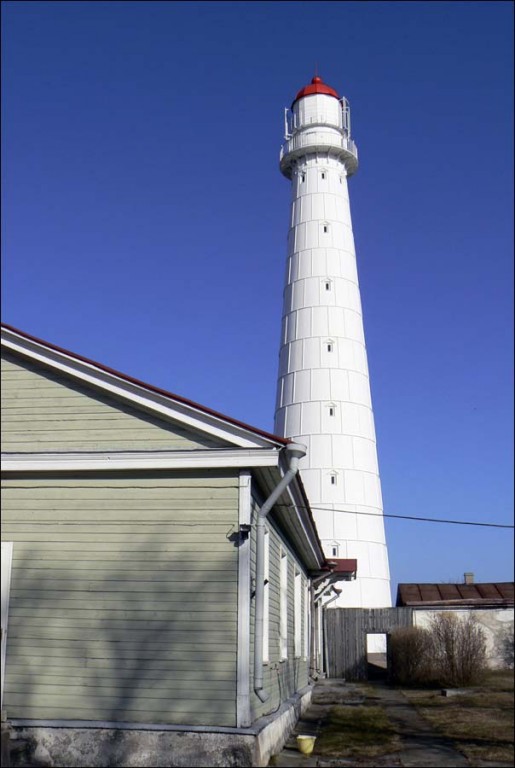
[2,1,513,594]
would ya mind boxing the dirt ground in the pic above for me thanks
[270,676,514,768]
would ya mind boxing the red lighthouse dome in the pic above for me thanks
[292,75,340,106]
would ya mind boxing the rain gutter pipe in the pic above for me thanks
[254,442,307,703]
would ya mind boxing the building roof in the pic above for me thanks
[396,582,514,609]
[293,75,339,106]
[0,323,338,573]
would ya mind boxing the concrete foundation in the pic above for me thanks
[5,687,313,768]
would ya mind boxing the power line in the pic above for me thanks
[281,504,513,529]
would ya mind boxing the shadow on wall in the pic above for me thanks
[4,531,239,767]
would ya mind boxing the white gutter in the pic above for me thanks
[1,448,280,473]
[254,442,306,703]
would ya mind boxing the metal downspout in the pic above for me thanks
[254,442,306,703]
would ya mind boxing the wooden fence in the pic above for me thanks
[324,607,413,680]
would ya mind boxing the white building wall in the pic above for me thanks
[275,88,391,608]
[413,608,514,668]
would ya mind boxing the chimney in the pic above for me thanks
[464,572,474,585]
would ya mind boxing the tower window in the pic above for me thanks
[329,407,335,416]
[301,173,305,183]
[323,225,328,233]
[331,544,339,557]
[325,281,331,291]
[326,343,333,353]
[330,474,337,486]
[321,172,326,180]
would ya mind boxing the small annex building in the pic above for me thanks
[396,578,514,668]
[0,324,356,768]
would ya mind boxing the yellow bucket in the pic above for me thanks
[296,735,316,755]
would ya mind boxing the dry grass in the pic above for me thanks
[314,704,402,758]
[402,670,514,764]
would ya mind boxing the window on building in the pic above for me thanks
[326,342,333,353]
[325,281,331,291]
[331,543,339,557]
[280,550,288,659]
[301,173,305,183]
[329,406,335,416]
[303,581,309,660]
[263,528,270,662]
[323,225,328,233]
[294,571,302,657]
[321,172,325,179]
[330,473,337,486]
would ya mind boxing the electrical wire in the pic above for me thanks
[280,504,513,529]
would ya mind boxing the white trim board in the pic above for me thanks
[1,542,13,710]
[1,448,281,473]
[236,470,252,728]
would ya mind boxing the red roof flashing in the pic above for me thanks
[324,558,357,575]
[293,76,339,106]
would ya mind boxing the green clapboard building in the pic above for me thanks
[1,324,356,767]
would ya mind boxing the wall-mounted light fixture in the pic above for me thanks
[239,523,252,541]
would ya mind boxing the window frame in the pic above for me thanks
[279,549,288,660]
[303,580,309,661]
[294,570,302,658]
[263,527,270,663]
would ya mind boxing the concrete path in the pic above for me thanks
[269,678,508,768]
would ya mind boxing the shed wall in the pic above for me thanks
[413,608,514,668]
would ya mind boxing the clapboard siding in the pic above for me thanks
[249,493,309,721]
[1,471,239,726]
[1,351,229,451]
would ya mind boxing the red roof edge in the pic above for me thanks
[1,323,290,447]
[323,558,358,575]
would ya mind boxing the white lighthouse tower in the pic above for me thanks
[274,75,391,608]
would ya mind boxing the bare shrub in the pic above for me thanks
[390,614,489,687]
[495,624,514,669]
[389,626,432,685]
[428,612,488,686]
